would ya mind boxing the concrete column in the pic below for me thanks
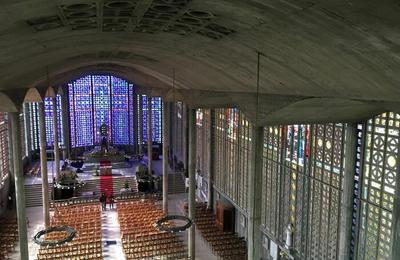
[38,101,50,227]
[162,102,170,213]
[338,123,357,260]
[61,93,70,159]
[247,126,263,260]
[147,96,152,175]
[52,97,60,180]
[188,108,196,259]
[207,109,215,210]
[138,96,143,154]
[9,112,29,260]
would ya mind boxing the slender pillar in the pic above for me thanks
[188,108,196,259]
[38,101,50,227]
[162,102,170,213]
[207,109,215,210]
[147,96,152,175]
[138,96,143,154]
[247,126,263,260]
[52,97,60,180]
[338,123,357,259]
[9,112,29,260]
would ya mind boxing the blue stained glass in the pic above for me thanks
[44,97,54,146]
[29,103,40,150]
[129,84,135,145]
[68,84,76,148]
[73,76,93,147]
[142,95,148,143]
[68,75,135,148]
[152,97,163,143]
[43,95,64,147]
[141,95,163,143]
[56,95,64,147]
[111,76,129,145]
[93,75,111,144]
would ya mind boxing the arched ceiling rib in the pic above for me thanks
[1,0,400,123]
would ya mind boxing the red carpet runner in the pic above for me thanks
[100,160,113,199]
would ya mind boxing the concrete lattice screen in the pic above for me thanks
[203,107,399,259]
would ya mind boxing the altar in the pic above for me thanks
[100,160,112,176]
[82,124,125,164]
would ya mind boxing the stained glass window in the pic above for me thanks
[19,112,26,157]
[152,97,163,143]
[129,85,135,145]
[0,112,9,187]
[68,75,135,148]
[73,76,94,147]
[355,112,399,259]
[26,97,63,150]
[196,109,210,179]
[111,76,129,145]
[93,75,111,144]
[141,95,148,143]
[214,108,251,211]
[141,95,163,143]
[69,83,76,148]
[261,123,345,259]
[44,97,64,147]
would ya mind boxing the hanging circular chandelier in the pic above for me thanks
[155,68,193,234]
[156,215,193,233]
[33,226,76,246]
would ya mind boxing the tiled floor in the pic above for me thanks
[101,209,125,260]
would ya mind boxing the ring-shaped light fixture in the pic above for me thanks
[33,226,76,246]
[156,215,193,233]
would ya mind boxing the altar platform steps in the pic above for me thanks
[79,176,138,196]
[168,173,186,194]
[24,184,52,207]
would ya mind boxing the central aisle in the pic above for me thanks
[101,209,125,260]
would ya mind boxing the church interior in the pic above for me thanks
[0,1,400,260]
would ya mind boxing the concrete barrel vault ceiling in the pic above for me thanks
[1,0,400,124]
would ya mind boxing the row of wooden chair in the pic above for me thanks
[117,198,189,260]
[36,203,103,260]
[0,216,18,260]
[189,202,247,260]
